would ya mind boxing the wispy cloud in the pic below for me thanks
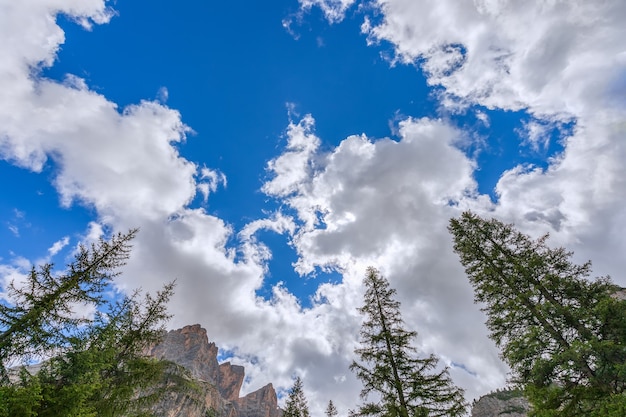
[7,224,19,237]
[48,236,70,257]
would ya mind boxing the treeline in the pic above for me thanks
[2,212,626,416]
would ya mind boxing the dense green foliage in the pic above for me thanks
[449,211,626,416]
[284,376,310,417]
[0,230,175,417]
[350,267,467,417]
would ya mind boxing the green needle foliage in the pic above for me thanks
[0,230,138,372]
[0,229,177,417]
[350,267,467,417]
[284,376,310,417]
[449,211,626,416]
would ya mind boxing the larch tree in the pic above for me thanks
[284,376,310,417]
[350,267,467,417]
[0,230,139,372]
[449,211,626,416]
[0,229,178,417]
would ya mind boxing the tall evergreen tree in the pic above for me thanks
[284,376,310,417]
[0,230,138,373]
[33,283,176,417]
[326,400,338,417]
[0,229,178,417]
[449,211,626,416]
[350,267,466,417]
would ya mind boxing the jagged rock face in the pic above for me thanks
[235,383,281,417]
[219,362,245,402]
[147,324,280,417]
[151,378,237,417]
[471,390,530,417]
[148,324,220,383]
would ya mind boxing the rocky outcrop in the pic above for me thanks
[148,324,220,383]
[471,389,530,417]
[147,324,280,417]
[219,362,245,402]
[149,374,237,417]
[235,383,281,417]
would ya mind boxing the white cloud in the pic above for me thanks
[297,0,356,23]
[300,0,626,281]
[0,264,28,303]
[262,115,321,201]
[7,224,19,237]
[157,86,169,103]
[516,119,552,152]
[198,167,227,204]
[262,114,503,403]
[357,2,626,250]
[360,1,626,118]
[0,2,196,225]
[47,236,69,257]
[474,109,489,128]
[283,0,356,39]
[82,221,105,244]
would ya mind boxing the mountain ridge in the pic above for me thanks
[146,324,281,417]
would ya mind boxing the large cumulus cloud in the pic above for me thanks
[2,1,626,416]
[263,115,506,398]
[301,0,626,281]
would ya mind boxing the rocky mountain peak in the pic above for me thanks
[237,383,280,417]
[149,324,220,383]
[146,324,280,417]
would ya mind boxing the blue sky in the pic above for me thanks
[1,0,625,415]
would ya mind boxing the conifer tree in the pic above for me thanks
[0,230,138,372]
[326,400,338,417]
[0,229,177,417]
[350,267,466,417]
[449,211,626,416]
[33,283,176,417]
[284,376,310,417]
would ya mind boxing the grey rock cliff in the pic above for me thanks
[471,390,530,417]
[146,324,280,417]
